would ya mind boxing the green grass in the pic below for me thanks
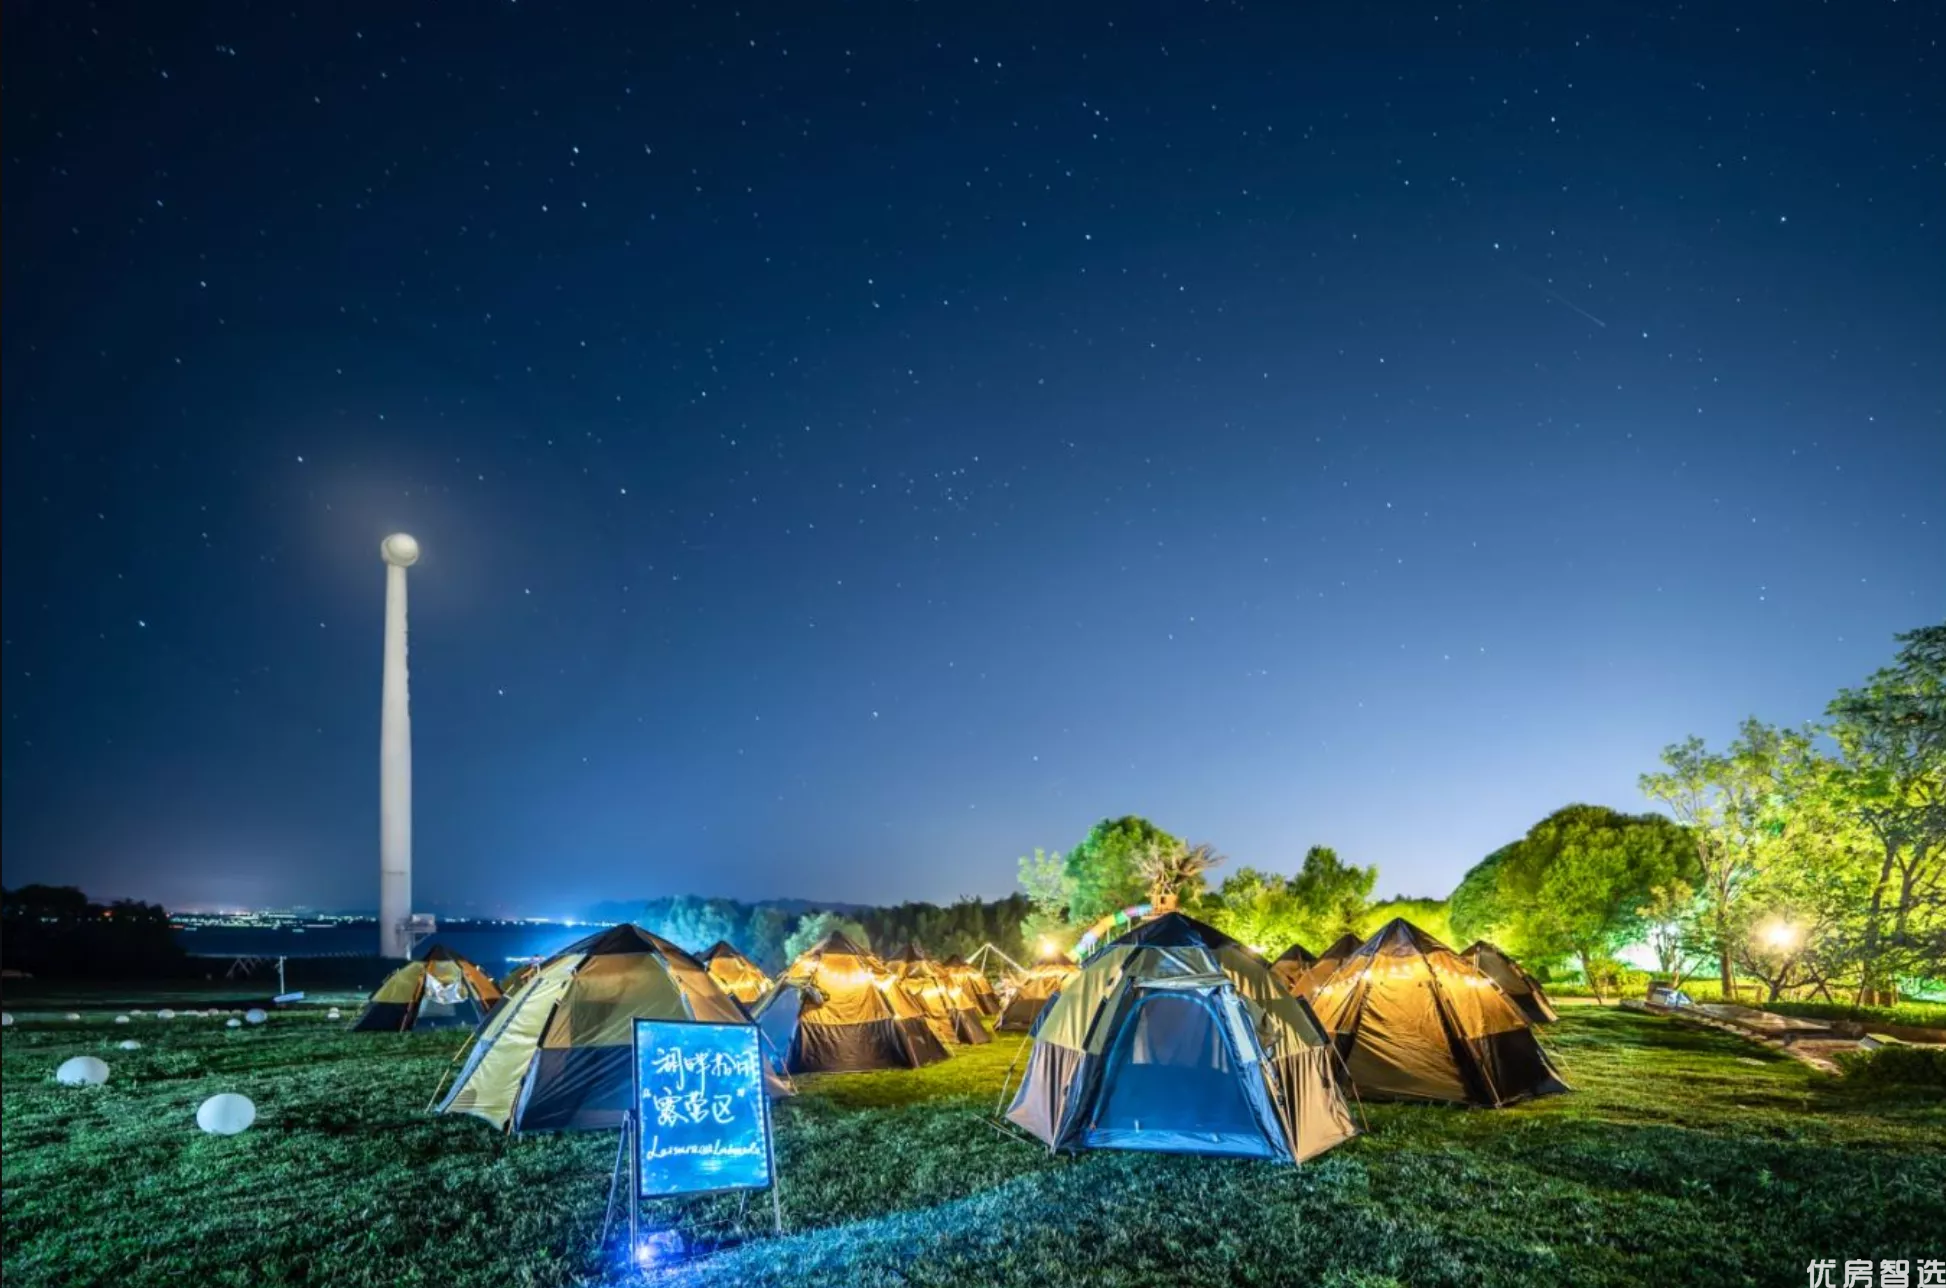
[3,1007,1942,1287]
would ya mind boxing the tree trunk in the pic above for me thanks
[1856,836,1899,1005]
[1580,951,1604,1005]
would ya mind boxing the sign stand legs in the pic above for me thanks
[598,1116,636,1259]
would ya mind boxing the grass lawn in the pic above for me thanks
[2,1004,1941,1287]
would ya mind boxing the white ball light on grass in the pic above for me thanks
[65,1012,82,1021]
[326,1009,342,1020]
[116,1015,131,1025]
[119,1039,142,1050]
[196,1093,256,1136]
[56,1056,110,1086]
[244,1009,268,1025]
[2,1013,13,1027]
[157,1009,176,1020]
[226,1019,242,1029]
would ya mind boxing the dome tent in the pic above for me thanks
[499,961,540,997]
[353,944,502,1032]
[773,932,949,1073]
[1288,932,1363,999]
[436,924,784,1132]
[1003,912,1356,1162]
[884,941,990,1045]
[1269,942,1318,996]
[940,953,1001,1016]
[701,940,774,1007]
[995,952,1079,1033]
[1460,940,1559,1024]
[1310,919,1569,1108]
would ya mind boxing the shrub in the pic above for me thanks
[1832,1044,1946,1089]
[1763,1001,1946,1031]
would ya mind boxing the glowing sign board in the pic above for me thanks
[630,1019,774,1198]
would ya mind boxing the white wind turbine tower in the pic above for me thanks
[378,532,426,959]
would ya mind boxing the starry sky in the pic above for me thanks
[3,3,1942,919]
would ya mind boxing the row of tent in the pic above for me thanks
[1000,915,1570,1163]
[349,926,1057,1132]
[347,913,1567,1162]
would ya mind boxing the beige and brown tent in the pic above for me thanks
[1309,919,1569,1107]
[702,940,774,1007]
[1288,932,1362,998]
[1269,942,1318,996]
[353,945,501,1032]
[1004,912,1356,1162]
[941,953,1001,1016]
[996,952,1080,1032]
[884,942,990,1045]
[1460,940,1559,1024]
[774,932,950,1073]
[499,961,539,997]
[436,923,782,1132]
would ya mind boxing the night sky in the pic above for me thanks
[3,4,1941,918]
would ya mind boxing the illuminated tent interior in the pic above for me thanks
[1269,942,1317,996]
[884,941,990,1045]
[1289,932,1364,999]
[436,923,784,1132]
[941,953,1002,1016]
[1460,940,1559,1024]
[773,932,951,1073]
[1003,912,1357,1162]
[702,940,775,1007]
[352,945,502,1032]
[1309,919,1570,1108]
[996,952,1081,1033]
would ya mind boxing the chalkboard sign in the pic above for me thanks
[630,1019,774,1199]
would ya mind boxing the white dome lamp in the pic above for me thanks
[226,1018,242,1029]
[56,1056,110,1086]
[197,1093,257,1136]
[119,1039,142,1051]
[244,1009,268,1025]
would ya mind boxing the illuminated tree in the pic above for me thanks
[1640,721,1811,996]
[1824,622,1946,1003]
[1133,839,1223,913]
[1061,816,1182,924]
[1288,845,1376,941]
[1492,804,1697,1002]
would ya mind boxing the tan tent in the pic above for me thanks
[499,961,539,997]
[436,924,781,1132]
[997,953,1080,1032]
[884,942,990,1045]
[1310,919,1569,1107]
[353,945,501,1032]
[1269,942,1317,996]
[701,940,774,1006]
[1288,932,1362,999]
[775,932,950,1072]
[1461,940,1559,1024]
[941,954,1001,1016]
[1004,912,1356,1162]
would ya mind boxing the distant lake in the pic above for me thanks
[173,922,594,967]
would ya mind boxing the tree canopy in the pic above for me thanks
[1488,804,1697,999]
[1062,815,1182,924]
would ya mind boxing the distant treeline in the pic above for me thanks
[637,893,1035,973]
[2,885,185,979]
